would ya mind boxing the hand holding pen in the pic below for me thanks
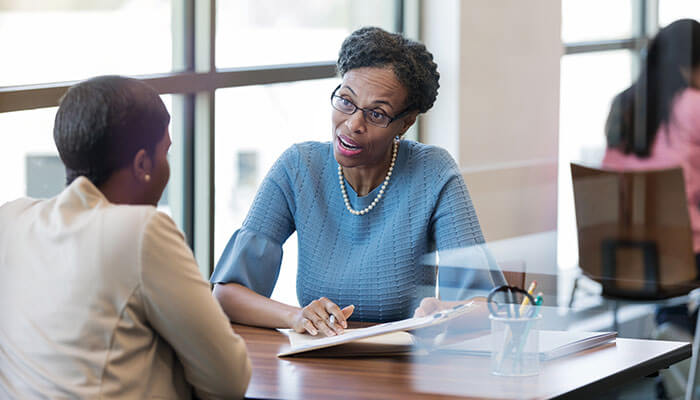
[292,297,354,336]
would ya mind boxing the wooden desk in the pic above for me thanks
[235,324,689,399]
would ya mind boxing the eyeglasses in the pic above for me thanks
[330,85,411,128]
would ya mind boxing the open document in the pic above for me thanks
[277,301,478,357]
[278,303,616,360]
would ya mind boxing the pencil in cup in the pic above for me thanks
[512,294,544,374]
[492,301,542,376]
[519,281,537,316]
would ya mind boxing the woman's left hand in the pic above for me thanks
[413,297,461,317]
[412,297,490,347]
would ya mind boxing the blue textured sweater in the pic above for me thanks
[211,140,504,322]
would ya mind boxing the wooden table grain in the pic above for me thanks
[233,323,690,400]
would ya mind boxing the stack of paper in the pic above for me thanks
[438,330,617,360]
[279,329,418,357]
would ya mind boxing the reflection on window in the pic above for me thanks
[561,0,633,43]
[216,0,396,68]
[26,155,65,199]
[236,151,259,188]
[0,95,175,218]
[215,78,338,305]
[558,50,633,271]
[0,107,57,205]
[659,0,700,27]
[0,0,172,86]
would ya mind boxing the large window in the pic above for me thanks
[659,0,700,26]
[0,1,173,86]
[214,79,338,305]
[216,0,396,68]
[0,0,403,305]
[559,1,643,274]
[0,107,58,205]
[561,0,634,43]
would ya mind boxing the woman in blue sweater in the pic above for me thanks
[211,27,505,336]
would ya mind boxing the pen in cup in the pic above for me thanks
[513,291,544,373]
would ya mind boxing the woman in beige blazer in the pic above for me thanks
[0,76,251,399]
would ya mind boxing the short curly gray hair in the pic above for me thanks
[337,26,440,114]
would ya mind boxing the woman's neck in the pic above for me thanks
[343,146,395,197]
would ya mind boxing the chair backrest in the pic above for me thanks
[570,163,697,300]
[498,260,526,289]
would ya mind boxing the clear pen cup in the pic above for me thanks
[489,313,542,377]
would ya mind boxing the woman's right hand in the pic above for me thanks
[290,297,354,336]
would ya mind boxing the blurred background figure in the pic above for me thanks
[604,20,700,270]
[602,18,700,399]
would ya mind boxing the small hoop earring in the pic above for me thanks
[144,174,151,182]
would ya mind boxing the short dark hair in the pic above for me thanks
[337,26,440,114]
[54,75,170,187]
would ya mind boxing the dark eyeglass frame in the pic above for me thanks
[330,85,412,128]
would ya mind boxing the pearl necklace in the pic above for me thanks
[338,139,398,216]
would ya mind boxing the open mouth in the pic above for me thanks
[338,135,360,151]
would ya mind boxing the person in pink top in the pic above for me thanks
[603,24,700,396]
[603,21,700,397]
[603,19,700,275]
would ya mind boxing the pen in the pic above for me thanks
[534,292,543,307]
[519,281,537,316]
[513,291,544,373]
[507,290,515,318]
[512,293,543,374]
[329,315,336,326]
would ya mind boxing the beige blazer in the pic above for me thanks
[0,177,251,399]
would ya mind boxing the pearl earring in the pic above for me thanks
[144,174,151,182]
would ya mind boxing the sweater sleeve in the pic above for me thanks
[429,149,506,299]
[210,146,298,297]
[140,211,251,400]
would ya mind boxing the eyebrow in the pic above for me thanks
[340,85,395,110]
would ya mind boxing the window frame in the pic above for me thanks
[563,0,658,66]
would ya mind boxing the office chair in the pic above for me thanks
[570,163,699,330]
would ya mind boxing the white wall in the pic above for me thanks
[421,0,461,158]
[421,0,562,296]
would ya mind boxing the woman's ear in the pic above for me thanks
[132,149,153,183]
